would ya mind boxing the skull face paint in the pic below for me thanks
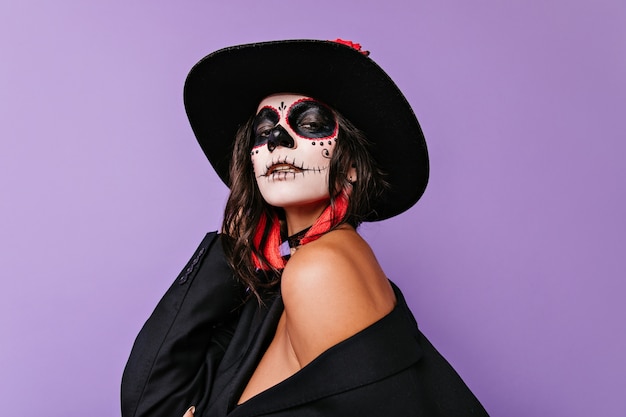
[251,94,338,210]
[252,98,337,150]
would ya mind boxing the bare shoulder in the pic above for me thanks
[281,227,396,367]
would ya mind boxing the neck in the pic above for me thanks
[283,200,329,235]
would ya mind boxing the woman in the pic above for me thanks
[121,39,489,417]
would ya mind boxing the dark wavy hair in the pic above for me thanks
[221,108,388,301]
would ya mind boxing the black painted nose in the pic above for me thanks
[267,125,295,152]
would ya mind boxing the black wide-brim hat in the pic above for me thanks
[184,39,428,221]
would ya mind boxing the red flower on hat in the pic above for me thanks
[332,38,370,56]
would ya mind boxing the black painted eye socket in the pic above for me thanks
[253,107,280,147]
[288,100,337,139]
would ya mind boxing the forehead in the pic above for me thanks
[256,93,313,113]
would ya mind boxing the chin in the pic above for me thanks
[261,191,330,209]
[266,195,331,209]
[259,181,330,209]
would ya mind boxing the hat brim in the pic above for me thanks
[184,39,428,221]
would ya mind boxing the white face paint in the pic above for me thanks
[251,93,338,210]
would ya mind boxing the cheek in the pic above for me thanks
[250,147,264,176]
[300,137,336,164]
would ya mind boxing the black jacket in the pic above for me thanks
[121,232,489,416]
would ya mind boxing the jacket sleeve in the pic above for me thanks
[121,232,245,417]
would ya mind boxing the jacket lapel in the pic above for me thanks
[228,288,422,417]
[225,294,285,413]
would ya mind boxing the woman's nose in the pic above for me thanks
[267,125,295,152]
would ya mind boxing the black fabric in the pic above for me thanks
[121,233,246,417]
[121,233,489,416]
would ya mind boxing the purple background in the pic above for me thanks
[1,0,624,415]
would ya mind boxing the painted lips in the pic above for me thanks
[265,163,303,177]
